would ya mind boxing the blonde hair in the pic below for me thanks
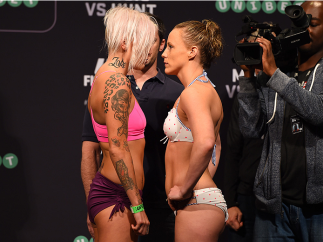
[175,20,223,69]
[104,7,157,71]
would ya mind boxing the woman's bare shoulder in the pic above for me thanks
[94,71,131,89]
[180,84,214,103]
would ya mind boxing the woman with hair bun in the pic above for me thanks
[87,6,156,242]
[162,20,227,242]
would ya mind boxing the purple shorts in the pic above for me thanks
[87,172,143,224]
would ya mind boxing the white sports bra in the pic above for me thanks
[163,98,193,142]
[161,71,217,166]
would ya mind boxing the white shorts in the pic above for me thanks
[187,187,229,222]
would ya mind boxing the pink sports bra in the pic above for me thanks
[90,70,146,143]
[162,71,217,166]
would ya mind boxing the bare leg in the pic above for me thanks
[94,205,138,242]
[175,204,225,242]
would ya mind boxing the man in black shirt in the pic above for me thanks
[81,14,183,242]
[224,96,264,242]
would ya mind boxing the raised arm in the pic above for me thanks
[238,74,267,139]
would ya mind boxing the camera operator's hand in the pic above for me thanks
[257,37,277,77]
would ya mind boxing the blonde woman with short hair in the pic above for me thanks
[87,7,156,242]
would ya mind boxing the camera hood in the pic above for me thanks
[234,42,263,66]
[285,5,311,28]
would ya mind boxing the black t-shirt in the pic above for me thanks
[281,68,313,206]
[82,69,184,208]
[82,105,98,143]
[224,96,264,208]
[129,70,183,208]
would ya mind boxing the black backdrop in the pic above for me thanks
[0,1,303,241]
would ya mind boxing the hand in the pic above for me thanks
[256,37,277,77]
[168,185,185,200]
[168,185,193,201]
[226,206,243,231]
[86,213,95,239]
[167,185,192,210]
[131,210,150,236]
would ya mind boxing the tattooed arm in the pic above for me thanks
[103,73,142,206]
[104,73,149,235]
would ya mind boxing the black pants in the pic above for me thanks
[138,207,175,242]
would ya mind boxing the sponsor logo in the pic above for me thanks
[0,153,18,169]
[215,0,304,14]
[0,1,56,33]
[0,0,38,8]
[74,236,94,242]
[85,1,157,17]
[226,68,243,98]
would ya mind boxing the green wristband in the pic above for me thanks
[130,204,144,213]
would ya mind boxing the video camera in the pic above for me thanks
[233,5,312,67]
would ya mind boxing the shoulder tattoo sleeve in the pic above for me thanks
[103,74,132,137]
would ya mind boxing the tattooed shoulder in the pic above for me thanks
[111,89,131,136]
[103,73,131,113]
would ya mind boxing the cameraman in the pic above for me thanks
[238,1,323,241]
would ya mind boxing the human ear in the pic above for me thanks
[159,39,166,52]
[121,40,127,51]
[188,46,198,59]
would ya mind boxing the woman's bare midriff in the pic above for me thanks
[99,138,145,190]
[165,141,217,196]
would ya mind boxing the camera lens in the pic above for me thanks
[293,10,300,17]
